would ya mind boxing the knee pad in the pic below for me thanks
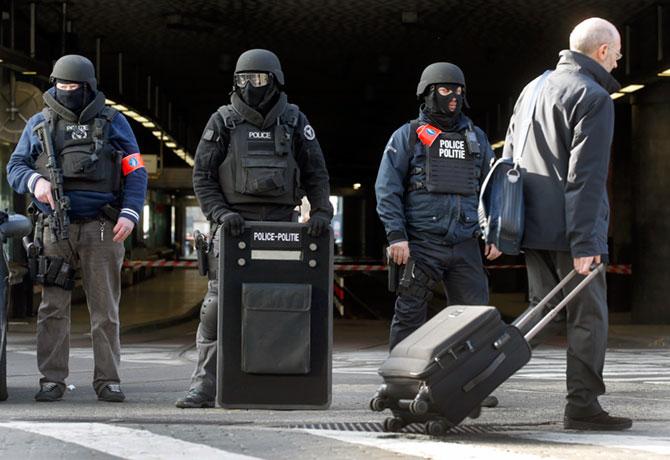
[199,292,218,340]
[398,263,436,302]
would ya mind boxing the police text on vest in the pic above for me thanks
[248,131,272,140]
[438,139,466,159]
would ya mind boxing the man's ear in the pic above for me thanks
[596,43,609,61]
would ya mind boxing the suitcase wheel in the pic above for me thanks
[369,396,387,412]
[383,417,405,433]
[409,398,429,416]
[424,420,448,437]
[481,395,499,408]
[468,406,482,419]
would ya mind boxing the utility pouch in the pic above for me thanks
[100,204,121,223]
[38,255,76,290]
[241,282,312,375]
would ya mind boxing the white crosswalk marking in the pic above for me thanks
[515,431,670,456]
[12,346,190,366]
[14,345,670,383]
[305,428,670,458]
[333,349,670,384]
[0,422,262,460]
[305,429,549,460]
[511,349,670,384]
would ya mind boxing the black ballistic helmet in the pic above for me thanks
[234,49,285,86]
[50,54,97,92]
[416,62,466,97]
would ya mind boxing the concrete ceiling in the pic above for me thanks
[23,0,660,183]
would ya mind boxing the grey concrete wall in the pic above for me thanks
[631,81,670,323]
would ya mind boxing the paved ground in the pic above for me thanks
[2,317,669,459]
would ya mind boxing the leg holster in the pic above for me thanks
[194,229,209,277]
[397,258,436,302]
[195,224,219,280]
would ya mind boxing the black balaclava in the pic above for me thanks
[236,75,280,116]
[55,80,90,114]
[423,84,464,129]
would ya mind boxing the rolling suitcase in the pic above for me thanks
[370,264,604,436]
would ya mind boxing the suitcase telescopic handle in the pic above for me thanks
[514,264,605,342]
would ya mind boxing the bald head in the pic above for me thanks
[569,18,621,72]
[570,18,619,54]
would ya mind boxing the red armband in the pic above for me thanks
[416,124,442,147]
[122,153,145,176]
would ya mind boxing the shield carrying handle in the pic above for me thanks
[513,264,605,342]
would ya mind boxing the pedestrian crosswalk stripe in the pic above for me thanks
[304,429,547,460]
[511,350,670,384]
[305,428,670,458]
[515,431,670,456]
[333,349,670,384]
[0,422,261,460]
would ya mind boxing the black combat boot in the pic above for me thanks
[175,388,215,408]
[34,382,65,402]
[97,383,125,402]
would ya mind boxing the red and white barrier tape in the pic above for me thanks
[122,259,632,275]
[333,264,632,274]
[606,265,632,275]
[334,264,387,271]
[123,259,198,268]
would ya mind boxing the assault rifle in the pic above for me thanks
[33,121,70,241]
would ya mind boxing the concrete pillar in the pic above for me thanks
[631,81,670,323]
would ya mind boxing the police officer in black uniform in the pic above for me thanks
[375,63,499,350]
[176,49,333,408]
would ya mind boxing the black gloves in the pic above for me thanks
[219,212,245,237]
[307,215,330,237]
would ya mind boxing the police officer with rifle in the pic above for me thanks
[6,55,148,402]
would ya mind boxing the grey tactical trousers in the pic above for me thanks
[37,218,125,393]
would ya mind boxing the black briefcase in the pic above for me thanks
[370,265,604,435]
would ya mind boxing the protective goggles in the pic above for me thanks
[234,72,271,88]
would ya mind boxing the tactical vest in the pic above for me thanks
[35,107,122,193]
[408,120,482,196]
[217,104,302,206]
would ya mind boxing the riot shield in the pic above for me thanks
[217,221,333,409]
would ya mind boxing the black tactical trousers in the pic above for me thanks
[389,237,488,350]
[518,249,607,418]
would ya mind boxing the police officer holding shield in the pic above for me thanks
[6,55,148,402]
[375,63,498,350]
[176,49,333,408]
